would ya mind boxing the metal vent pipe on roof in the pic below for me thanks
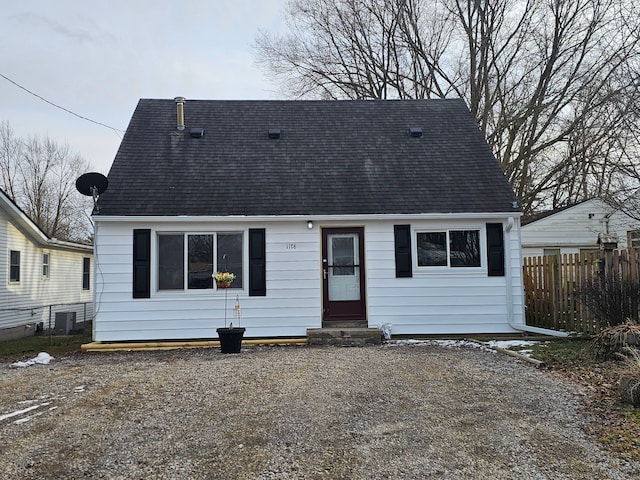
[174,97,186,131]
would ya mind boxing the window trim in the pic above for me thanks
[42,252,50,279]
[9,250,20,283]
[156,230,245,294]
[414,227,484,271]
[628,230,640,249]
[82,257,91,290]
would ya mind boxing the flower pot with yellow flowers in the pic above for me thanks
[213,271,245,353]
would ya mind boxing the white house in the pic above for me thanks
[91,98,538,342]
[0,189,93,341]
[521,198,640,258]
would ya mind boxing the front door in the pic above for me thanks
[322,227,366,322]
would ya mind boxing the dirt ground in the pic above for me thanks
[1,344,639,479]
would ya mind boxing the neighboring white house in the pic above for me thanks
[0,189,94,341]
[521,198,640,258]
[91,98,532,342]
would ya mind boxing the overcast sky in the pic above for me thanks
[1,1,286,174]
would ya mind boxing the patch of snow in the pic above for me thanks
[385,338,549,359]
[485,340,546,358]
[486,340,541,349]
[10,352,54,368]
[0,405,41,422]
[385,339,495,353]
[14,410,46,425]
[516,349,534,357]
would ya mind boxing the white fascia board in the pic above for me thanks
[93,212,523,223]
[48,238,94,253]
[0,191,49,244]
[1,191,93,253]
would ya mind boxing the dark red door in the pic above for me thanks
[322,227,366,321]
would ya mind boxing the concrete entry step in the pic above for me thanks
[321,321,368,329]
[307,328,383,346]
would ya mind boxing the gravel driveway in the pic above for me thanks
[1,343,639,480]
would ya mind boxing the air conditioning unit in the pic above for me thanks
[54,312,76,335]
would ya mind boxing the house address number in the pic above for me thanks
[286,243,297,250]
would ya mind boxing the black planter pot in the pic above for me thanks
[216,327,246,354]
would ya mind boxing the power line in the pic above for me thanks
[0,72,124,136]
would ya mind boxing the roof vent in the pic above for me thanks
[190,127,204,138]
[268,128,281,139]
[409,127,423,138]
[174,97,186,131]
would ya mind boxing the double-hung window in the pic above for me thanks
[417,230,481,268]
[628,230,640,249]
[42,253,50,278]
[82,258,91,290]
[157,232,243,291]
[10,250,20,282]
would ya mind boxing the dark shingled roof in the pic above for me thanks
[97,99,520,217]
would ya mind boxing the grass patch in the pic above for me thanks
[0,326,92,361]
[528,337,594,366]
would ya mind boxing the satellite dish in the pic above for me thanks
[76,172,108,212]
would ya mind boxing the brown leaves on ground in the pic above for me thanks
[551,359,640,460]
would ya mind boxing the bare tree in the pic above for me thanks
[0,121,21,199]
[256,0,640,213]
[0,120,93,242]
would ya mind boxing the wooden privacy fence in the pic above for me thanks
[523,249,640,334]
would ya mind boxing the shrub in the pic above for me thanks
[577,273,640,329]
[617,347,640,407]
[591,322,640,360]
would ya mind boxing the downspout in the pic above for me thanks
[504,217,568,337]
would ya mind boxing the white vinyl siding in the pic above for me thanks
[94,221,321,341]
[93,216,524,341]
[521,199,640,257]
[0,221,93,334]
[367,219,522,335]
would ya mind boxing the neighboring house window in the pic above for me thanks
[417,230,480,268]
[628,230,640,248]
[158,232,243,291]
[10,250,20,282]
[579,248,598,257]
[543,249,560,258]
[82,257,91,290]
[42,253,50,278]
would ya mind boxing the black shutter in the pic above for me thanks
[486,223,505,277]
[249,228,266,296]
[394,225,412,278]
[133,229,151,298]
